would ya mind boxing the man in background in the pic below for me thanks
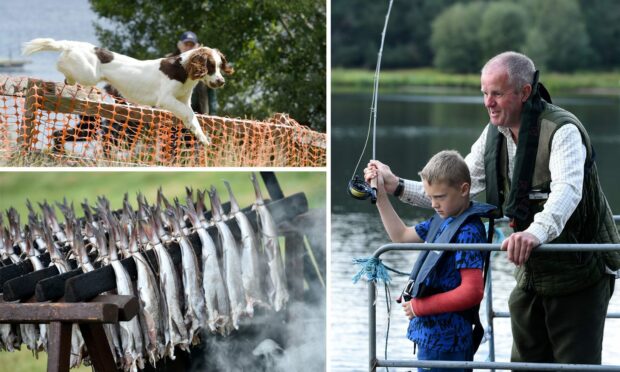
[170,31,217,115]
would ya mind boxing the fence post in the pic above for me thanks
[21,79,40,150]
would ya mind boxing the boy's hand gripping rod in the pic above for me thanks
[347,0,394,204]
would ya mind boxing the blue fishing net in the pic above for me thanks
[352,257,392,284]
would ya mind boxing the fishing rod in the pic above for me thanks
[347,0,395,204]
[346,3,397,369]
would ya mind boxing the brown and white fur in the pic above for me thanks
[22,38,234,146]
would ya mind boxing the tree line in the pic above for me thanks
[89,0,326,132]
[332,0,620,73]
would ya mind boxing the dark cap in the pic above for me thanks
[179,31,198,43]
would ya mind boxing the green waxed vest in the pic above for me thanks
[484,102,620,296]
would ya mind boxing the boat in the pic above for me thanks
[0,58,30,69]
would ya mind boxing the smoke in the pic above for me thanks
[188,296,325,371]
[186,207,326,372]
[272,299,326,372]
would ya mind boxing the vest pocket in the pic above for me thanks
[519,251,605,295]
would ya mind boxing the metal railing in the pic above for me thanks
[368,242,620,372]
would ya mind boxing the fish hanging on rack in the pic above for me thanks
[251,173,289,311]
[224,180,269,311]
[93,210,142,371]
[124,221,166,365]
[166,201,206,344]
[185,190,231,335]
[209,186,249,329]
[139,215,189,356]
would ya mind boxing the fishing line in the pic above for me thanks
[348,0,395,204]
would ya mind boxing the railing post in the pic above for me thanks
[369,279,377,372]
[485,265,496,367]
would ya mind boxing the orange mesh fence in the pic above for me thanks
[0,75,326,167]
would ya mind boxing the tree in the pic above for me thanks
[331,0,385,69]
[478,2,527,63]
[331,0,466,69]
[579,0,620,69]
[430,2,486,73]
[523,0,592,72]
[89,0,326,131]
[332,0,620,73]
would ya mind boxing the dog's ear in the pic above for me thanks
[187,50,209,80]
[217,50,234,75]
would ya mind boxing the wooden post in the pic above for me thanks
[284,232,306,302]
[79,323,118,371]
[47,322,72,372]
[260,171,285,200]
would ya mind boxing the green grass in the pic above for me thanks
[332,68,620,95]
[0,171,326,219]
[0,349,85,372]
[0,170,325,371]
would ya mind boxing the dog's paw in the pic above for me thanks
[196,132,211,146]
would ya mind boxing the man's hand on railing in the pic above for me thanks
[501,231,541,266]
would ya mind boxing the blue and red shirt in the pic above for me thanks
[406,216,486,352]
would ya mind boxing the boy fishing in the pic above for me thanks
[366,150,494,371]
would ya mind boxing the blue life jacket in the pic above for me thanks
[400,201,496,354]
[408,201,496,298]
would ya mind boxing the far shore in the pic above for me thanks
[332,68,620,96]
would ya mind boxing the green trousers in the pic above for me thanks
[509,274,614,365]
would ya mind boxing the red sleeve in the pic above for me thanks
[410,268,484,317]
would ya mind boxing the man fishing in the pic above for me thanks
[365,51,620,365]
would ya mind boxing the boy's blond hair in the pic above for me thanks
[418,150,471,188]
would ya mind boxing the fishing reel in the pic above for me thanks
[347,175,377,204]
[395,279,414,304]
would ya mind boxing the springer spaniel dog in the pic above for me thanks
[22,38,234,146]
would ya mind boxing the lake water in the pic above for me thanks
[330,91,620,371]
[0,0,101,81]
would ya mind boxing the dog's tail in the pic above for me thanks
[22,38,68,56]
